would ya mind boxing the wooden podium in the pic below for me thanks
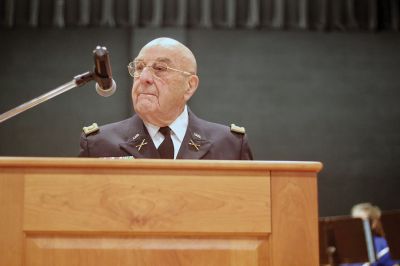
[0,157,322,266]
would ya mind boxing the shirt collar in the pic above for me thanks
[144,122,159,139]
[143,105,188,142]
[168,105,188,142]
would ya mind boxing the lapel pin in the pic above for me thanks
[132,133,140,141]
[135,139,148,151]
[189,139,200,151]
[193,132,201,139]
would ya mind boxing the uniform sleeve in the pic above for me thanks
[374,236,398,266]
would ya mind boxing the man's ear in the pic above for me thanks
[184,75,199,101]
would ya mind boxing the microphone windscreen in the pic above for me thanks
[95,79,116,97]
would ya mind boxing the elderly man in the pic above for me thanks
[79,37,253,160]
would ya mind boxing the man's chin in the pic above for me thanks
[134,103,158,118]
[134,99,157,111]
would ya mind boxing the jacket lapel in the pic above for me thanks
[177,110,212,159]
[119,115,160,159]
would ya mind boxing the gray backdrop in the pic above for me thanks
[1,26,400,216]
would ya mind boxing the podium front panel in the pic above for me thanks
[0,157,321,266]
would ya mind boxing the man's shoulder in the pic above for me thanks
[81,116,138,139]
[187,111,253,160]
[100,117,135,132]
[189,112,246,137]
[79,116,141,157]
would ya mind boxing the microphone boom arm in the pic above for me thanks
[0,71,94,124]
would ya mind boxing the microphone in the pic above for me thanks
[93,46,117,97]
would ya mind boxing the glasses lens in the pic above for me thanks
[151,62,168,76]
[134,61,145,74]
[127,62,135,77]
[128,61,178,78]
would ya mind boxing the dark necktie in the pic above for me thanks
[158,126,174,159]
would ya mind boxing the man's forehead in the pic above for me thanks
[136,43,183,59]
[134,56,172,63]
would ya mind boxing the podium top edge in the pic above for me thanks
[0,157,323,172]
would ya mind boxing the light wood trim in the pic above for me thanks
[25,236,269,266]
[0,171,24,266]
[0,157,323,172]
[270,171,319,265]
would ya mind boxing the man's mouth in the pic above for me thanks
[137,93,158,101]
[138,92,156,96]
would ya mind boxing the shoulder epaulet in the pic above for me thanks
[82,123,99,136]
[230,123,246,134]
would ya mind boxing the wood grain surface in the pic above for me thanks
[0,157,321,266]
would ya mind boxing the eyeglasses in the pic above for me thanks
[127,60,193,79]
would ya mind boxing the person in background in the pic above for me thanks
[343,203,400,266]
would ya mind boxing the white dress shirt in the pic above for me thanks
[143,105,188,159]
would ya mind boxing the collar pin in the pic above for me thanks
[193,132,201,139]
[189,139,200,151]
[135,138,148,151]
[132,133,140,141]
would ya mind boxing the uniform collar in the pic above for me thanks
[168,105,188,142]
[119,115,159,158]
[176,109,212,159]
[119,107,212,159]
[143,105,188,142]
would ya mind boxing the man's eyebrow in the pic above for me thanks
[133,57,172,63]
[155,57,172,63]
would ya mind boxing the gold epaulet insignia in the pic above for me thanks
[82,123,99,135]
[230,123,246,134]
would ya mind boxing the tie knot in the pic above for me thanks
[159,126,171,137]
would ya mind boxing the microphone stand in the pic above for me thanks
[0,71,94,124]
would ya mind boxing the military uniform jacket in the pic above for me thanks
[79,110,253,160]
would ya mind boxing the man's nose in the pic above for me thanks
[139,67,154,84]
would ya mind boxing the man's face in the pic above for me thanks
[131,45,194,126]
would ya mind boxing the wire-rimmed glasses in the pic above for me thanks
[127,60,193,79]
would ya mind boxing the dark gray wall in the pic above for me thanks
[188,30,400,217]
[0,28,399,217]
